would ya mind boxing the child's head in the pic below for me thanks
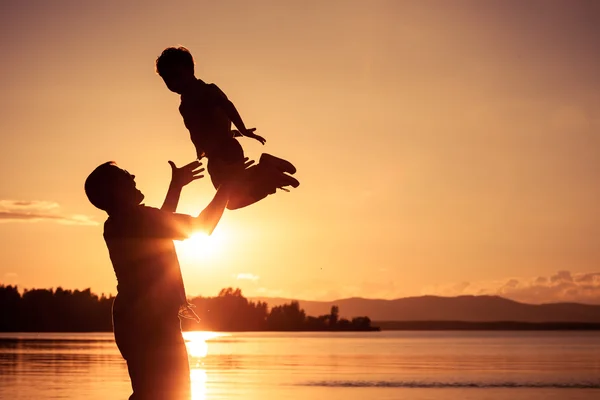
[85,162,145,214]
[156,46,196,94]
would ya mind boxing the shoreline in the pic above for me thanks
[3,321,600,334]
[374,321,600,331]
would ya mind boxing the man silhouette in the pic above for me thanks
[85,158,249,399]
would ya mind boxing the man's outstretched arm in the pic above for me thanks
[192,157,254,235]
[192,184,231,236]
[152,158,253,239]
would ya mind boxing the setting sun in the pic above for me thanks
[175,230,227,263]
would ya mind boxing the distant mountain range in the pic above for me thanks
[249,295,600,323]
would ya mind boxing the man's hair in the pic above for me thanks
[84,162,120,212]
[155,46,195,76]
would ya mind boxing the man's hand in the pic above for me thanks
[168,160,205,188]
[232,128,266,145]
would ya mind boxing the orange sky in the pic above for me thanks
[1,1,599,304]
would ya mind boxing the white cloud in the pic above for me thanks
[0,200,59,211]
[421,270,600,304]
[0,200,98,226]
[236,273,260,281]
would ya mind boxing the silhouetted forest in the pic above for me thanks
[0,285,379,332]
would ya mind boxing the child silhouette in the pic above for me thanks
[156,46,299,209]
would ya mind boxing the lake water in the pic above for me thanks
[0,331,599,399]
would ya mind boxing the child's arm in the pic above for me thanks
[161,160,205,212]
[211,85,266,145]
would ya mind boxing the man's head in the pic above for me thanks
[85,162,144,213]
[156,46,196,94]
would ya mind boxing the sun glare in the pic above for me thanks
[184,331,225,359]
[184,331,226,400]
[190,368,207,400]
[175,230,226,262]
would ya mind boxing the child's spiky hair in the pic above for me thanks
[155,46,195,76]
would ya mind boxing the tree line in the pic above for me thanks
[0,285,378,332]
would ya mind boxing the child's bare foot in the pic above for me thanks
[276,173,299,190]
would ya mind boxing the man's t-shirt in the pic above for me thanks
[103,206,194,319]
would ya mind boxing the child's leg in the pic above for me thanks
[259,153,297,175]
[225,162,299,210]
[206,138,246,189]
[206,148,270,209]
[225,165,272,210]
[207,141,299,210]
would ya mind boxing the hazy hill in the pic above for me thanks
[250,295,600,323]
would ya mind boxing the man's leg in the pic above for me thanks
[122,342,190,399]
[114,308,191,399]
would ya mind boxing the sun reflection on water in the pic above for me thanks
[183,331,227,400]
[190,368,207,400]
[184,331,224,359]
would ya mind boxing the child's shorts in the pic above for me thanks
[206,137,245,188]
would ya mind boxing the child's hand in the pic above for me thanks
[250,133,267,145]
[168,160,205,187]
[233,128,267,145]
[245,128,266,145]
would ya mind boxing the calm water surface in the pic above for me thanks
[0,331,599,399]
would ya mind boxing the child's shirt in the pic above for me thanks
[179,80,232,159]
